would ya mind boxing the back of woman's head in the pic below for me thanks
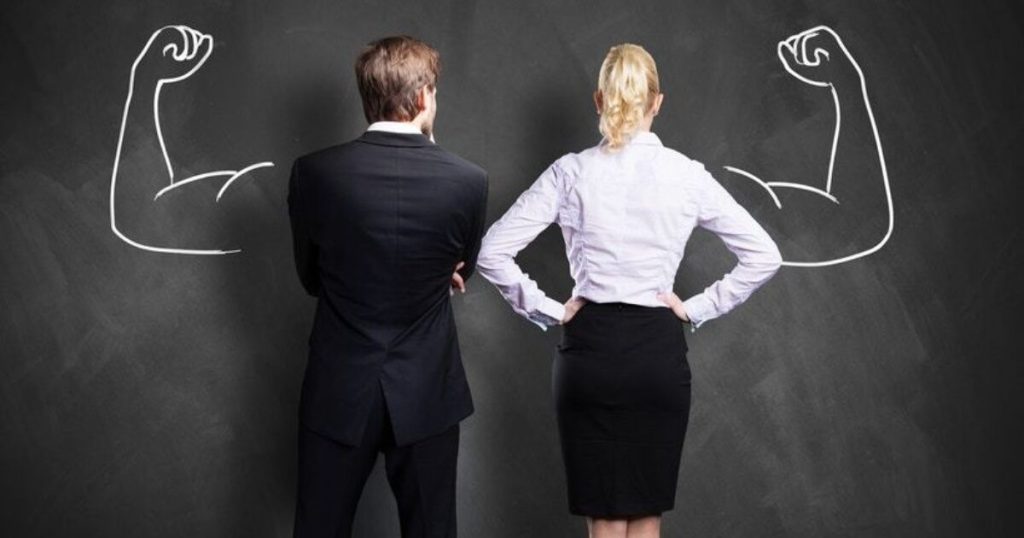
[597,43,660,151]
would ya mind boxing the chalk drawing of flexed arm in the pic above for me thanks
[110,25,273,255]
[723,26,893,267]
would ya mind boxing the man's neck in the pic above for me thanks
[366,119,434,142]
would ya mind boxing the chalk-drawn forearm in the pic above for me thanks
[724,26,893,267]
[109,25,274,255]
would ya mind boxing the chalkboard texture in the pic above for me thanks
[1,0,1021,537]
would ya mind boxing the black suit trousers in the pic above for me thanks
[293,381,460,538]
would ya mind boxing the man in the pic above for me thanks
[288,35,488,538]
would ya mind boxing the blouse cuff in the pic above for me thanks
[681,294,716,331]
[528,297,567,331]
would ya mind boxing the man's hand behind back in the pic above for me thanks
[450,261,467,296]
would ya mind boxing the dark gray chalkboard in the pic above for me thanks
[1,0,1020,536]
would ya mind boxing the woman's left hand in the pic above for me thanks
[656,291,690,322]
[561,296,587,325]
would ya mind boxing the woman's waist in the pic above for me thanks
[572,283,673,310]
[581,300,667,311]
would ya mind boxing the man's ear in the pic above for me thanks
[415,86,427,113]
[416,85,436,114]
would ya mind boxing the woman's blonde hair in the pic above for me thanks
[597,43,660,150]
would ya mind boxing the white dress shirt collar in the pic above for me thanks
[367,121,423,134]
[366,121,436,143]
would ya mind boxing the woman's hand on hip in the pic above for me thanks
[561,296,587,325]
[656,291,690,322]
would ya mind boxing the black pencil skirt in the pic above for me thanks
[553,302,692,518]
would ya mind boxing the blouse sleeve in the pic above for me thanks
[681,166,782,329]
[476,160,569,330]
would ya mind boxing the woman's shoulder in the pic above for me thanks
[651,145,718,186]
[548,139,714,184]
[553,141,616,176]
[655,144,706,170]
[543,148,588,180]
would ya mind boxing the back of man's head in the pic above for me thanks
[354,36,440,124]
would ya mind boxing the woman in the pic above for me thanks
[476,44,782,538]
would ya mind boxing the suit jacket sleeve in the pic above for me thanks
[457,173,489,282]
[288,159,320,297]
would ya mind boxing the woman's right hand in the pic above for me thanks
[656,291,690,323]
[561,296,587,325]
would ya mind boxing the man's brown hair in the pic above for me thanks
[354,36,441,123]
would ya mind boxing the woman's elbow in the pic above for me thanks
[747,236,783,278]
[475,242,503,277]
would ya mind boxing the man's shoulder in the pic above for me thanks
[293,139,486,193]
[432,146,487,182]
[293,139,362,169]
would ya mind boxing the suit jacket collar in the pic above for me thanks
[357,130,434,148]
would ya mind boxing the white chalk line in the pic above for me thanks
[151,161,275,202]
[153,170,235,200]
[110,25,274,255]
[216,162,275,202]
[721,166,782,209]
[723,25,893,268]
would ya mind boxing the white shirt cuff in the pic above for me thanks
[528,297,567,331]
[681,294,716,330]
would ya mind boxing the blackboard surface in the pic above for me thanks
[1,1,1021,536]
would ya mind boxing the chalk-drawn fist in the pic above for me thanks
[777,26,862,88]
[111,24,274,255]
[133,25,213,83]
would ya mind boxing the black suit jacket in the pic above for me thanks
[288,130,488,446]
